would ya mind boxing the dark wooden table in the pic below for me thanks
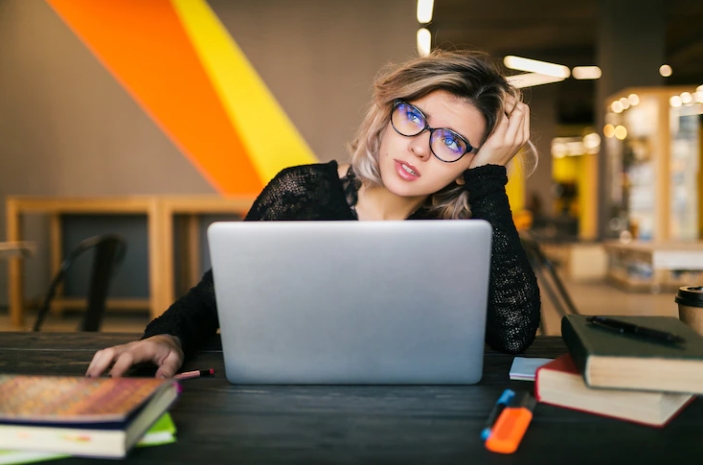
[2,333,702,464]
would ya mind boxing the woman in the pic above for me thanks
[86,50,541,378]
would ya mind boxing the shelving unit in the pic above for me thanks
[605,240,703,292]
[602,86,703,291]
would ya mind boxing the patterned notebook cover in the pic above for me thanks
[0,375,172,424]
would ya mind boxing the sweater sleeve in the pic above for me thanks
[141,168,304,355]
[463,164,541,354]
[142,269,218,356]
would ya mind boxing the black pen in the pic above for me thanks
[587,316,686,344]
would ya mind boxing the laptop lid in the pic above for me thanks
[208,220,492,384]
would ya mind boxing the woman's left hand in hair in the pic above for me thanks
[469,97,530,169]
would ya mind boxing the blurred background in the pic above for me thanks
[1,0,703,335]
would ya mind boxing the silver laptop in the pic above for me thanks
[207,220,492,385]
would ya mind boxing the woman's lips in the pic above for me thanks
[394,160,421,181]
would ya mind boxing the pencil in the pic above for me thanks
[174,369,215,380]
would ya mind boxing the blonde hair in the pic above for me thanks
[349,50,538,219]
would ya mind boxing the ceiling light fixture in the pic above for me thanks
[572,66,602,80]
[417,0,434,23]
[504,56,570,78]
[417,28,431,57]
[506,73,566,88]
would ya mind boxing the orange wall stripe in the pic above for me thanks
[171,0,318,183]
[44,0,263,195]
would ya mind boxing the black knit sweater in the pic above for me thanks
[143,161,541,354]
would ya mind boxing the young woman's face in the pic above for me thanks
[377,90,487,198]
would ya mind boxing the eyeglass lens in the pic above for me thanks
[391,102,469,162]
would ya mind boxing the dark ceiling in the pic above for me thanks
[428,0,703,125]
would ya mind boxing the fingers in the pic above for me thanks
[505,102,526,145]
[86,345,127,378]
[109,338,175,377]
[515,104,526,144]
[504,94,520,115]
[86,336,184,378]
[523,104,531,142]
[517,103,530,146]
[154,350,185,379]
[109,351,137,378]
[110,347,163,378]
[471,97,530,168]
[490,112,510,142]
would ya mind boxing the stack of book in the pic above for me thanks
[0,375,180,459]
[536,314,703,426]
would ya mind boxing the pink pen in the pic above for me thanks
[174,369,215,380]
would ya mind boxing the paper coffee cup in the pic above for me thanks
[675,286,703,337]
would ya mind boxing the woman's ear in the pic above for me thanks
[455,176,465,186]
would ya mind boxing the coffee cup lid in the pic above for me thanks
[675,286,703,307]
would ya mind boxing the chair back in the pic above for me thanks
[33,234,127,332]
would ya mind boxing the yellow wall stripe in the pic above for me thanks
[170,0,317,182]
[506,154,525,212]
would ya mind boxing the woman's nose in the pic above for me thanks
[409,130,432,160]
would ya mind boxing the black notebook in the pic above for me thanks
[562,314,703,394]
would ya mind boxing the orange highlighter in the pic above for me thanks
[485,392,536,454]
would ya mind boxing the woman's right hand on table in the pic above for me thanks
[85,334,184,378]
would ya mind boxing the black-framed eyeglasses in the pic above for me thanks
[390,99,478,163]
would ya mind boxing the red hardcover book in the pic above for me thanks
[535,354,695,427]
